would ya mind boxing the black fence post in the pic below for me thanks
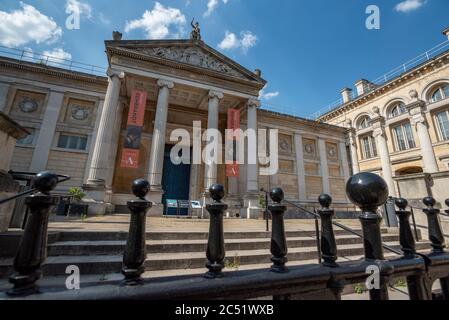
[422,197,446,254]
[317,194,338,267]
[269,187,288,273]
[122,179,152,286]
[8,171,59,296]
[346,172,389,300]
[395,198,416,258]
[205,184,227,279]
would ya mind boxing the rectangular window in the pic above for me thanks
[393,123,416,151]
[436,110,449,141]
[361,135,377,159]
[16,128,35,146]
[57,134,87,151]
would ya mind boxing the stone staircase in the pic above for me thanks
[0,227,429,278]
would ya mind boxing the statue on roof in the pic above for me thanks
[190,18,201,40]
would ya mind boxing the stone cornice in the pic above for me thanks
[0,56,108,86]
[0,111,29,140]
[258,109,346,133]
[318,50,449,122]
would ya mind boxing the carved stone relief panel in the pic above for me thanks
[11,90,46,118]
[279,133,293,154]
[303,138,317,160]
[133,46,247,79]
[326,142,339,162]
[64,98,95,125]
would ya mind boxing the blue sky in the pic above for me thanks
[0,0,448,117]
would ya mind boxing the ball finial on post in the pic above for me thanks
[209,184,225,202]
[270,187,284,204]
[318,194,332,209]
[346,172,389,211]
[395,198,408,211]
[131,179,150,200]
[33,171,59,195]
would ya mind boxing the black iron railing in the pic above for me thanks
[0,171,70,206]
[1,171,449,300]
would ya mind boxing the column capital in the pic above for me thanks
[247,99,261,108]
[106,68,125,80]
[157,79,174,89]
[410,113,427,128]
[208,90,224,100]
[373,126,386,138]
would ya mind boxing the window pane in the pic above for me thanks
[68,136,78,149]
[394,126,406,151]
[58,135,68,148]
[443,85,449,99]
[432,88,443,102]
[79,137,87,150]
[17,129,34,145]
[404,123,415,148]
[371,136,377,157]
[437,111,449,140]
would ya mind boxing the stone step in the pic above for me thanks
[0,241,430,277]
[55,228,391,242]
[47,234,402,256]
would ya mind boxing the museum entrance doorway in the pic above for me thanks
[162,144,191,216]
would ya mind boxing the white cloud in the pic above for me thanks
[125,2,186,39]
[65,0,92,19]
[259,85,279,101]
[395,0,426,13]
[43,48,72,61]
[0,2,62,47]
[218,31,258,52]
[204,0,229,17]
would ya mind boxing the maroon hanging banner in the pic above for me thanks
[226,108,240,177]
[120,90,147,168]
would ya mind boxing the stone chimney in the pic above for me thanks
[340,88,353,104]
[355,79,375,96]
[443,26,449,40]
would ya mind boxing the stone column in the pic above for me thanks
[408,100,439,173]
[318,138,330,195]
[146,79,174,209]
[86,70,124,187]
[347,127,360,175]
[244,99,261,219]
[203,90,223,193]
[29,91,65,172]
[294,133,307,201]
[84,70,124,214]
[339,141,351,182]
[372,124,396,197]
[0,82,10,113]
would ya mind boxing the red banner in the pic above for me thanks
[120,90,147,168]
[226,109,240,177]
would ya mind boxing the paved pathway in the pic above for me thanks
[48,215,364,233]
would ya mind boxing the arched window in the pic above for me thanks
[388,102,407,119]
[357,116,370,130]
[430,84,449,103]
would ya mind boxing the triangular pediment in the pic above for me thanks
[106,40,265,85]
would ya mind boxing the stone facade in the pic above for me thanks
[0,37,350,218]
[318,28,449,214]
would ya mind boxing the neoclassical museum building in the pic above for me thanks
[0,27,448,222]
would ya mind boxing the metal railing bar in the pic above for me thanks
[282,198,403,256]
[0,173,70,205]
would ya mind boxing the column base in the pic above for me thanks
[225,196,242,218]
[146,188,164,216]
[241,192,262,219]
[82,184,114,215]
